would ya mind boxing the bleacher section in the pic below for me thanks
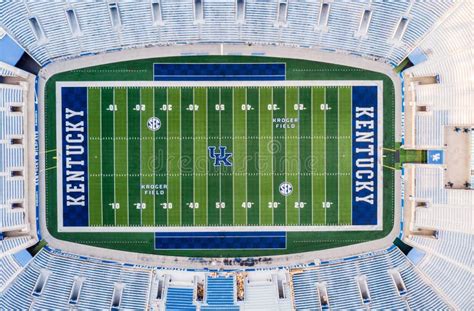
[414,202,472,233]
[418,254,472,310]
[241,274,292,311]
[165,286,196,311]
[0,247,153,310]
[410,231,471,268]
[0,236,31,256]
[203,274,239,310]
[0,0,456,66]
[471,131,474,187]
[403,2,473,149]
[0,255,21,291]
[291,247,448,310]
[0,83,27,232]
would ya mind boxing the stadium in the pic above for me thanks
[0,0,472,310]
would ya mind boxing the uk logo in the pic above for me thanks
[427,149,444,164]
[208,146,232,167]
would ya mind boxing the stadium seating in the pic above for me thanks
[291,247,448,310]
[414,202,472,233]
[165,286,196,311]
[0,0,456,65]
[409,231,471,268]
[0,247,153,310]
[418,254,472,310]
[0,236,31,255]
[413,166,474,206]
[240,273,292,310]
[0,1,472,310]
[0,255,21,291]
[403,1,473,149]
[203,274,239,310]
[0,83,27,233]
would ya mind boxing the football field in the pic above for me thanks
[57,81,382,232]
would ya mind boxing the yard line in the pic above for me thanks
[271,88,274,224]
[245,88,248,225]
[285,87,299,225]
[152,89,155,225]
[139,89,142,225]
[193,88,196,226]
[179,89,182,226]
[140,88,156,226]
[113,89,116,225]
[126,89,129,225]
[311,86,326,225]
[324,87,327,224]
[310,87,313,224]
[166,88,169,226]
[206,88,209,226]
[259,87,274,225]
[219,88,222,225]
[233,87,247,225]
[297,89,301,224]
[100,89,103,225]
[338,87,340,224]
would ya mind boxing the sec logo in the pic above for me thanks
[279,182,293,196]
[147,117,161,131]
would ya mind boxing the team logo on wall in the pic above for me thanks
[147,117,161,131]
[279,182,293,196]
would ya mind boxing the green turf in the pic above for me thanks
[44,55,397,257]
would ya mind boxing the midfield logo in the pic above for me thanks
[208,146,233,167]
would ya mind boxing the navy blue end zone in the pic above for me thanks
[153,63,286,81]
[352,86,378,225]
[155,232,287,250]
[61,87,89,227]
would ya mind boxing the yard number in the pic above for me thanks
[294,104,305,111]
[187,202,199,209]
[294,202,306,208]
[161,202,173,209]
[109,202,120,209]
[133,104,145,111]
[241,202,254,209]
[135,203,146,209]
[187,104,199,111]
[107,104,118,111]
[320,104,330,111]
[322,201,333,208]
[216,202,226,209]
[215,104,225,111]
[161,104,172,111]
[268,201,280,208]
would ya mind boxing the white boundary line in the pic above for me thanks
[62,224,380,233]
[86,89,90,226]
[56,80,383,232]
[58,81,382,87]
